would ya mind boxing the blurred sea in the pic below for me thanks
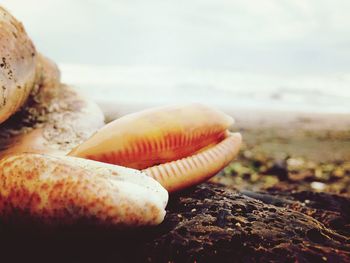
[61,63,350,114]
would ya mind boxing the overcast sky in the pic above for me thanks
[3,0,350,74]
[2,0,349,112]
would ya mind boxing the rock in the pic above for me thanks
[0,183,349,262]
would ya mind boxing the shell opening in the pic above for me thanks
[142,132,242,192]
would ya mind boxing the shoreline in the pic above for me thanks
[99,100,350,131]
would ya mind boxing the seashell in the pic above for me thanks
[0,6,38,124]
[69,104,242,192]
[0,154,168,226]
[0,55,104,159]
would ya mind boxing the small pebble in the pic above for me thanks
[310,182,326,191]
[287,158,304,168]
[243,150,253,159]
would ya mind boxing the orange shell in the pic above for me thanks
[143,132,241,192]
[69,104,241,192]
[69,103,234,169]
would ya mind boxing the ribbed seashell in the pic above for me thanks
[69,104,242,192]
